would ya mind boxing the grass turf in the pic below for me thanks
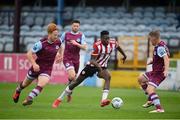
[0,83,180,119]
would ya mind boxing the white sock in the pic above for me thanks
[58,86,72,100]
[102,90,109,101]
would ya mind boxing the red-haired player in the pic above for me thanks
[13,23,63,106]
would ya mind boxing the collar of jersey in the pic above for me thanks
[71,31,80,35]
[47,40,54,44]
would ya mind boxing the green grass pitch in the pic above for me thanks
[0,83,180,119]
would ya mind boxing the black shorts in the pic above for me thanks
[80,64,99,77]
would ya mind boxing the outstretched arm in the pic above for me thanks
[116,45,127,64]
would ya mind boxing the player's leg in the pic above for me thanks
[64,61,77,84]
[52,68,76,107]
[52,65,98,108]
[22,75,49,106]
[13,77,33,103]
[65,62,80,102]
[138,72,154,108]
[69,64,99,90]
[58,72,88,102]
[13,68,39,103]
[98,69,111,107]
[147,84,164,113]
[138,73,148,93]
[66,68,77,102]
[67,68,76,84]
[148,72,165,113]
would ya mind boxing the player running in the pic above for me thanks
[52,30,127,108]
[12,23,63,106]
[60,20,87,102]
[138,30,170,113]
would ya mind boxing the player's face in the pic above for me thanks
[71,23,80,33]
[148,36,158,46]
[50,30,59,42]
[101,34,109,46]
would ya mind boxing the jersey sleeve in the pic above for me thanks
[91,43,99,56]
[157,46,167,57]
[60,32,66,43]
[31,41,42,53]
[81,33,86,44]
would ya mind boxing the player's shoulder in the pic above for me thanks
[78,31,83,35]
[94,40,102,46]
[40,36,48,43]
[158,40,167,47]
[64,31,70,35]
[109,39,117,44]
[56,38,61,44]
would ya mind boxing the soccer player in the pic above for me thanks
[12,23,63,106]
[138,30,170,113]
[59,20,87,102]
[52,30,127,108]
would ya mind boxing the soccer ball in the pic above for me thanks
[111,97,123,109]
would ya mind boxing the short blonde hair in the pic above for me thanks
[148,30,160,39]
[47,23,58,34]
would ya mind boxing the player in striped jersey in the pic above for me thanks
[52,30,127,108]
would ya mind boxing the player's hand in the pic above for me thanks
[163,70,168,77]
[55,53,63,63]
[32,63,40,72]
[121,55,127,64]
[70,40,79,46]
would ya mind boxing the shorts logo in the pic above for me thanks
[65,63,70,67]
[56,45,59,49]
[29,71,32,75]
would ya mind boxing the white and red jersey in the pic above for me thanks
[91,39,118,68]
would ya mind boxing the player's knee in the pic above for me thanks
[138,76,143,84]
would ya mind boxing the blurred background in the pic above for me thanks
[0,0,180,90]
